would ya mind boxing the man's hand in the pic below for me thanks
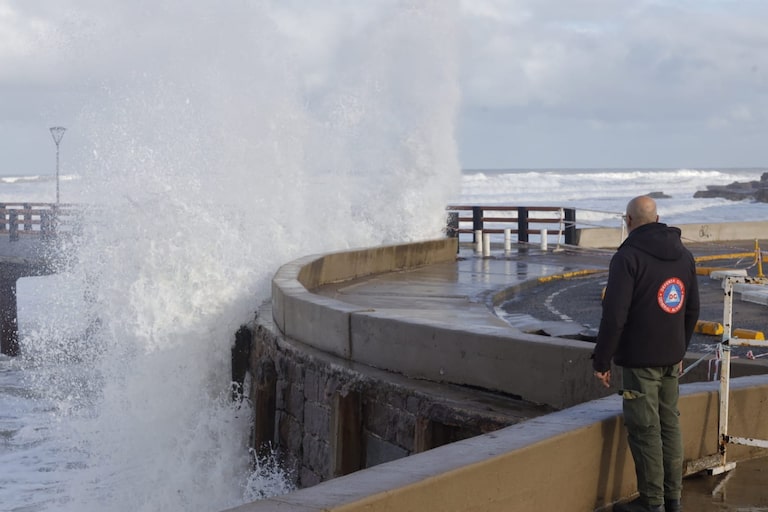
[594,370,611,388]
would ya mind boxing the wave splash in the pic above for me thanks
[13,2,461,511]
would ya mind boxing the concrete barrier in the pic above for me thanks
[576,220,768,249]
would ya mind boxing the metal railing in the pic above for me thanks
[0,203,78,241]
[708,275,768,475]
[446,205,577,245]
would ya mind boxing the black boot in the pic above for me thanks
[614,498,664,512]
[665,498,681,512]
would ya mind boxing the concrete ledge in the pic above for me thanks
[271,239,458,360]
[226,375,768,512]
[295,239,459,289]
[576,220,768,249]
[271,237,768,409]
[272,237,613,409]
[350,310,605,409]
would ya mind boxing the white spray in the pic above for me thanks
[16,1,461,511]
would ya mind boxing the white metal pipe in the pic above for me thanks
[482,233,491,257]
[504,228,511,252]
[475,230,483,253]
[540,229,548,251]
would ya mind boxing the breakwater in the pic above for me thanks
[0,203,78,355]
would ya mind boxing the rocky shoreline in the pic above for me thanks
[694,171,768,202]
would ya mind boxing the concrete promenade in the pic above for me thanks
[317,242,768,510]
[233,236,768,512]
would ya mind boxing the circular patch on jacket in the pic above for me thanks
[658,277,685,313]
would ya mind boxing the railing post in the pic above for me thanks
[564,208,576,245]
[0,203,6,233]
[9,212,18,242]
[472,206,483,243]
[0,276,20,356]
[41,210,53,241]
[445,211,459,238]
[517,207,529,243]
[23,203,32,232]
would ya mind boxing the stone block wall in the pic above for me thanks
[242,318,548,489]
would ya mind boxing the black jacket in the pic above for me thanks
[592,222,700,372]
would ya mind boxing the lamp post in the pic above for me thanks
[49,126,66,204]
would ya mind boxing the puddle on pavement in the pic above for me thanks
[681,456,768,511]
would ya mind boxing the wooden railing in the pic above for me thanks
[0,203,78,241]
[446,205,577,245]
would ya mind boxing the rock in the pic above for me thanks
[647,191,671,199]
[694,175,768,203]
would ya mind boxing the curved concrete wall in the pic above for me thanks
[270,237,765,410]
[271,238,613,410]
[243,237,768,511]
[271,239,459,362]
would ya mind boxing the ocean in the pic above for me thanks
[458,167,768,228]
[1,168,766,511]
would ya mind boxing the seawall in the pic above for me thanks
[227,227,768,511]
[576,220,768,248]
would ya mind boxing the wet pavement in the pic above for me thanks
[680,456,768,511]
[317,240,768,510]
[497,255,768,359]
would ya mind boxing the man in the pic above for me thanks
[592,196,700,512]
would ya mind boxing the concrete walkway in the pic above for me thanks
[315,243,614,328]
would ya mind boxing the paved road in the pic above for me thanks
[497,242,768,360]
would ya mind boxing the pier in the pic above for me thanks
[0,203,77,355]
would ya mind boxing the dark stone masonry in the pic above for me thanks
[234,312,552,489]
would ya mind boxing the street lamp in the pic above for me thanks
[50,126,66,204]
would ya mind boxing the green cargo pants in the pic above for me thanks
[621,365,683,507]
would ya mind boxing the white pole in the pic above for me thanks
[540,229,548,251]
[504,228,511,252]
[475,230,483,253]
[482,233,491,257]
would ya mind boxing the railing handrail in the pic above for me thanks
[0,202,79,240]
[446,205,577,245]
[446,204,567,212]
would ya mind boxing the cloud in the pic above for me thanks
[2,0,768,172]
[456,0,768,166]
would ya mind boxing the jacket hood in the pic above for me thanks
[621,222,685,261]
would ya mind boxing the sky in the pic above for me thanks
[1,0,768,175]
